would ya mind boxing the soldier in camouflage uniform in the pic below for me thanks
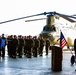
[18,35,24,58]
[45,38,50,55]
[7,35,13,57]
[33,36,40,57]
[38,36,45,56]
[24,36,27,56]
[12,35,18,58]
[7,35,11,56]
[26,35,34,58]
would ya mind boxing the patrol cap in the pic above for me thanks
[34,36,37,38]
[14,35,16,37]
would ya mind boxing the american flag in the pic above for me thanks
[60,31,67,48]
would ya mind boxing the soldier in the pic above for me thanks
[7,36,10,56]
[7,35,13,57]
[38,36,45,56]
[24,36,27,56]
[45,38,50,55]
[26,35,34,58]
[12,35,18,58]
[18,35,24,58]
[33,36,40,57]
[7,35,15,58]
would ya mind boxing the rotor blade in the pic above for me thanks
[0,12,45,24]
[25,18,46,22]
[56,13,76,22]
[71,14,76,16]
[58,15,75,22]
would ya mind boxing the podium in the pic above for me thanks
[51,46,62,71]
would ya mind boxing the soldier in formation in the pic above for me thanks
[17,35,24,58]
[12,35,18,58]
[25,35,34,58]
[24,36,27,56]
[33,36,40,57]
[38,36,45,56]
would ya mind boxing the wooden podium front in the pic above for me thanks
[51,46,62,71]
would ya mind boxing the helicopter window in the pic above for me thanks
[43,25,56,31]
[46,27,51,31]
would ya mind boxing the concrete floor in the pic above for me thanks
[0,50,76,75]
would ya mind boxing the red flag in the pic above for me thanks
[60,31,67,48]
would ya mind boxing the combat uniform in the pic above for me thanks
[26,36,34,58]
[39,37,44,56]
[45,39,50,55]
[24,36,27,56]
[12,35,18,58]
[18,35,24,58]
[7,35,14,58]
[33,36,40,57]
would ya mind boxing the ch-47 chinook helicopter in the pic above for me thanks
[25,12,76,48]
[0,11,76,48]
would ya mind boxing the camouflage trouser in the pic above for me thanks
[45,46,48,55]
[27,47,32,58]
[39,47,44,56]
[18,47,23,57]
[24,46,27,55]
[33,47,38,57]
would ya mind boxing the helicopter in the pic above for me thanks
[25,12,76,49]
[0,11,76,48]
